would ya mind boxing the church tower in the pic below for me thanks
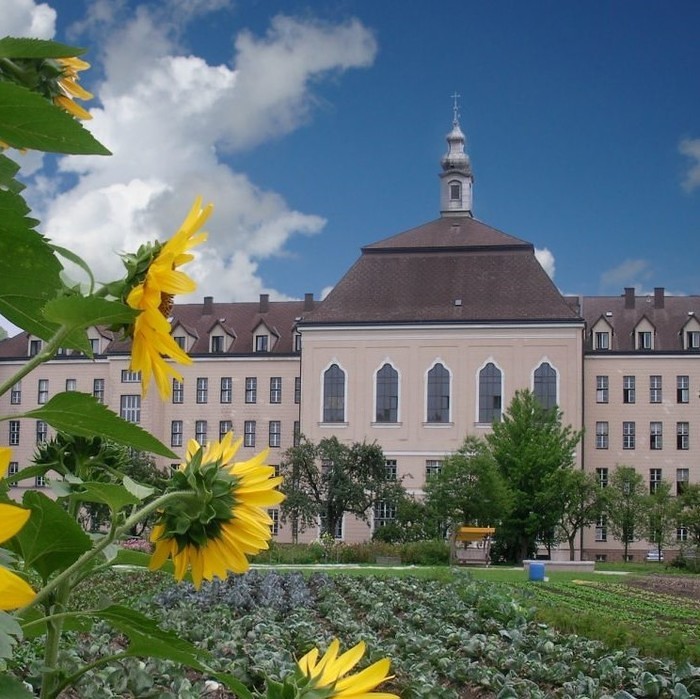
[439,94,473,217]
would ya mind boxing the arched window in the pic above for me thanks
[427,363,450,423]
[375,363,398,423]
[479,362,502,423]
[323,364,345,422]
[534,362,557,409]
[449,180,461,201]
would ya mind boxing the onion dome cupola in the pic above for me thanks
[440,93,473,217]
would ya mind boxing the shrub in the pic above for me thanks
[400,539,449,565]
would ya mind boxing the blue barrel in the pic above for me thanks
[529,562,546,582]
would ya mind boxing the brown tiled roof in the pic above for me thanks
[579,291,700,352]
[304,216,581,324]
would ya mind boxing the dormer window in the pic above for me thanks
[294,333,302,352]
[29,339,42,356]
[255,335,268,353]
[686,331,700,350]
[637,331,653,350]
[89,338,100,354]
[594,331,610,350]
[211,335,224,353]
[449,181,461,201]
[173,336,185,350]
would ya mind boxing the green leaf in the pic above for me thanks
[15,490,92,581]
[110,548,153,569]
[0,37,86,59]
[0,153,24,193]
[0,82,110,155]
[0,611,23,660]
[43,296,138,333]
[72,482,140,511]
[19,606,91,640]
[123,475,155,501]
[24,392,176,458]
[0,674,34,699]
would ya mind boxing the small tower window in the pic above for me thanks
[449,181,461,201]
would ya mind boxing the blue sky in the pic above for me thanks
[5,0,700,315]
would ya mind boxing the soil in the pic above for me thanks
[624,573,700,602]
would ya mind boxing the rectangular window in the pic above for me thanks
[120,395,141,424]
[211,335,224,353]
[270,377,282,404]
[425,459,443,479]
[255,335,268,353]
[594,331,610,350]
[293,420,301,447]
[219,420,232,441]
[244,420,256,448]
[268,508,279,536]
[35,475,47,488]
[89,337,100,355]
[171,420,183,447]
[37,379,49,404]
[677,526,689,542]
[65,378,77,392]
[649,468,662,494]
[93,378,105,403]
[687,330,700,350]
[9,420,20,446]
[294,376,301,404]
[10,382,21,405]
[623,421,635,449]
[196,377,208,404]
[650,422,663,450]
[596,467,609,488]
[637,331,652,350]
[623,375,636,404]
[121,370,141,383]
[245,377,257,404]
[269,420,281,448]
[195,420,207,444]
[595,422,609,449]
[677,422,689,450]
[374,500,397,529]
[36,420,47,444]
[596,375,608,403]
[294,333,302,352]
[29,339,42,356]
[172,379,184,404]
[677,468,690,496]
[220,377,232,403]
[8,462,19,477]
[385,459,397,481]
[677,375,689,403]
[595,515,607,542]
[649,375,662,403]
[174,336,186,350]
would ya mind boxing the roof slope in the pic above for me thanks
[305,217,580,324]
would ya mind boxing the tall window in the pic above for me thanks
[637,331,652,350]
[677,468,689,496]
[37,379,49,404]
[650,422,663,450]
[323,364,345,423]
[649,375,662,403]
[594,331,610,350]
[220,377,232,403]
[93,378,105,403]
[244,420,256,447]
[120,395,141,424]
[268,508,280,536]
[293,420,301,447]
[449,181,461,201]
[196,377,208,404]
[595,422,609,449]
[195,420,207,444]
[171,420,183,447]
[89,337,100,355]
[172,379,184,404]
[245,377,257,404]
[385,459,397,480]
[623,376,636,404]
[36,420,48,444]
[649,468,662,494]
[294,376,301,404]
[478,363,502,423]
[9,420,20,446]
[622,421,635,449]
[534,362,557,409]
[375,363,398,423]
[677,375,689,403]
[596,375,609,403]
[596,467,609,488]
[270,377,282,404]
[10,382,21,405]
[677,422,689,450]
[269,421,281,448]
[427,363,450,423]
[219,420,232,441]
[255,335,268,353]
[8,462,19,477]
[29,339,42,356]
[294,333,302,352]
[595,515,607,542]
[211,335,224,353]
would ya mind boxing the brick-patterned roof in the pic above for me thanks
[304,216,581,324]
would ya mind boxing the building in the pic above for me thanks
[1,115,698,559]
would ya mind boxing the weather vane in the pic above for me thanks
[451,91,461,123]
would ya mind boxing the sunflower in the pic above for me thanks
[149,432,284,588]
[126,196,212,398]
[297,638,399,698]
[0,447,36,610]
[54,56,93,120]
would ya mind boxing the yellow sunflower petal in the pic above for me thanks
[0,447,11,479]
[0,503,31,544]
[334,658,393,695]
[0,566,35,610]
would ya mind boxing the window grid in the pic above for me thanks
[385,459,397,481]
[649,375,662,403]
[596,467,609,488]
[425,460,443,479]
[533,362,557,409]
[677,375,689,404]
[195,420,208,444]
[268,508,280,536]
[270,377,282,404]
[594,331,610,350]
[595,421,608,449]
[650,421,663,450]
[93,378,105,403]
[687,330,700,350]
[196,377,208,404]
[622,421,636,449]
[323,364,345,423]
[427,363,450,423]
[9,420,20,446]
[374,500,397,529]
[121,370,141,383]
[677,468,690,496]
[293,420,301,447]
[294,376,301,404]
[479,363,502,423]
[623,375,636,404]
[255,335,268,353]
[269,420,281,448]
[211,335,224,353]
[172,379,184,404]
[220,377,232,403]
[36,420,48,444]
[375,363,398,423]
[171,420,183,447]
[637,331,652,350]
[29,339,42,356]
[649,468,662,494]
[65,378,77,392]
[595,515,607,542]
[37,379,49,404]
[244,420,256,448]
[10,382,21,405]
[245,377,257,404]
[35,475,47,488]
[120,395,141,424]
[8,462,19,476]
[219,420,232,441]
[596,375,609,403]
[677,422,689,450]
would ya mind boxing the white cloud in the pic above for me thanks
[534,247,555,279]
[3,0,56,37]
[16,1,377,302]
[679,137,700,192]
[599,259,653,292]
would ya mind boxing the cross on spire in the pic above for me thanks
[451,91,461,124]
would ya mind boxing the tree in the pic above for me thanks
[424,436,511,536]
[677,483,700,568]
[605,465,646,561]
[644,480,679,562]
[486,389,582,563]
[548,468,605,560]
[278,436,393,542]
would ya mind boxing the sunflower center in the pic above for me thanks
[159,292,174,318]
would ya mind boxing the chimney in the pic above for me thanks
[654,287,665,309]
[259,293,269,313]
[304,292,314,311]
[203,296,213,315]
[624,287,635,309]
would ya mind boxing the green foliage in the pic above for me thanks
[605,466,647,560]
[645,480,680,559]
[399,539,450,565]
